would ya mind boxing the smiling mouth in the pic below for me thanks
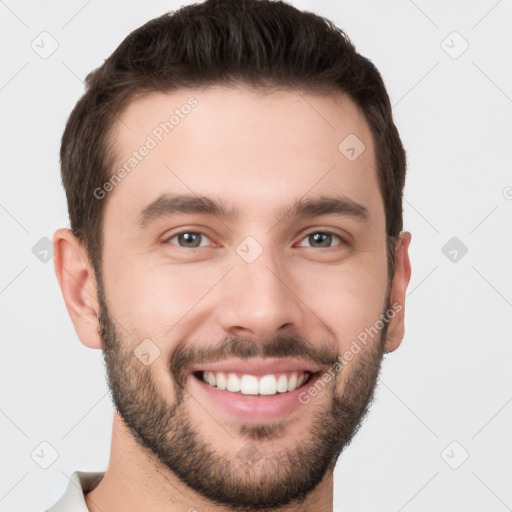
[192,370,318,396]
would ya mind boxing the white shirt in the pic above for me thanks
[46,471,105,512]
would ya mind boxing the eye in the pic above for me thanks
[165,231,213,248]
[164,229,347,250]
[296,230,346,249]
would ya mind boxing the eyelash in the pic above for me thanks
[164,230,347,251]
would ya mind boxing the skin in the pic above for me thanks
[53,85,412,512]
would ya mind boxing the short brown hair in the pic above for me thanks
[60,0,406,282]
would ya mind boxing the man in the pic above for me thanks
[50,0,412,510]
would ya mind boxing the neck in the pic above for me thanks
[84,413,334,512]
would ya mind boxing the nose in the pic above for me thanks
[216,243,305,342]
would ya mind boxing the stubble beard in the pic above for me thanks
[96,276,389,511]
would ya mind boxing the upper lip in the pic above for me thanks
[187,358,323,377]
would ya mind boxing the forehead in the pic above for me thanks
[104,86,384,232]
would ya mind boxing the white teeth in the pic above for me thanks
[226,373,241,392]
[277,374,288,392]
[287,373,297,392]
[240,375,259,395]
[201,370,310,395]
[259,375,277,395]
[216,371,227,390]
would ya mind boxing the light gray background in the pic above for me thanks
[1,1,511,511]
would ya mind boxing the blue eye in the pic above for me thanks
[297,231,344,249]
[166,232,212,248]
[165,230,346,250]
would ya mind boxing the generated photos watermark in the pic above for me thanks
[298,301,403,405]
[93,96,198,200]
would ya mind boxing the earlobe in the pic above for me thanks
[52,228,103,349]
[383,231,412,354]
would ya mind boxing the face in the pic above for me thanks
[96,86,397,509]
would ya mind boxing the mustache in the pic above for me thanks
[169,333,340,385]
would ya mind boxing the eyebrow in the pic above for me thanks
[136,192,370,229]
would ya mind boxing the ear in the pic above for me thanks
[383,231,412,354]
[52,228,102,349]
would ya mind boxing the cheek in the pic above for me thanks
[103,238,388,348]
[298,261,388,350]
[106,260,218,331]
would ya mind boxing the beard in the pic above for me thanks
[96,274,391,511]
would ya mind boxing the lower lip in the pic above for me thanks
[188,372,321,422]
